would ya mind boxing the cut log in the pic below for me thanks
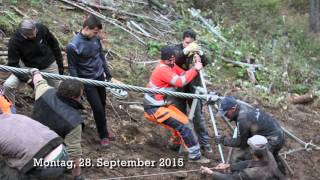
[287,94,314,104]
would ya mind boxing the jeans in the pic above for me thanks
[28,147,69,179]
[170,97,211,148]
[84,75,108,139]
[3,62,60,104]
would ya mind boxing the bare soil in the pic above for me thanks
[1,71,319,180]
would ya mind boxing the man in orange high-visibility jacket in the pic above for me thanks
[144,46,209,163]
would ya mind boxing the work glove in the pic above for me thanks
[194,61,203,71]
[214,135,225,144]
[29,68,41,76]
[183,42,204,57]
[206,92,220,105]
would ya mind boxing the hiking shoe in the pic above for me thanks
[110,88,128,100]
[188,156,211,164]
[108,131,116,141]
[100,138,110,147]
[202,146,214,159]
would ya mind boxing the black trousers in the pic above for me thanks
[84,75,108,139]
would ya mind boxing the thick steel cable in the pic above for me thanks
[0,65,221,100]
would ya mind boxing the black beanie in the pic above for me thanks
[161,46,176,60]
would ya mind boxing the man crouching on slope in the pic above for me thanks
[143,45,210,163]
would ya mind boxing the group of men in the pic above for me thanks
[143,32,287,179]
[0,14,287,180]
[0,15,110,180]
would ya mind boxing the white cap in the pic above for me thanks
[247,135,268,150]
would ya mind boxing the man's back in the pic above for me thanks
[0,114,62,173]
[236,103,283,148]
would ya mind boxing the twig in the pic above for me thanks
[59,0,146,45]
[55,4,76,10]
[127,22,160,40]
[129,21,151,37]
[84,1,166,23]
[106,96,122,121]
[10,6,29,18]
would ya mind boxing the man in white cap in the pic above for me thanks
[200,135,286,180]
[4,19,63,103]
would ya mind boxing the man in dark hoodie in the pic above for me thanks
[170,29,212,156]
[3,19,63,103]
[215,96,286,174]
[67,15,114,147]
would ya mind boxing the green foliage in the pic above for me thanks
[290,84,310,94]
[147,40,163,57]
[0,16,14,33]
[233,0,281,12]
[28,0,40,6]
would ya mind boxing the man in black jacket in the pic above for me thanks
[3,19,63,103]
[215,96,286,173]
[30,68,84,180]
[67,15,114,147]
[169,29,212,156]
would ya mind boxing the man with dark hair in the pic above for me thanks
[0,113,67,180]
[3,19,63,103]
[215,96,286,174]
[30,69,84,180]
[67,15,114,147]
[144,45,209,163]
[201,135,286,180]
[171,29,212,156]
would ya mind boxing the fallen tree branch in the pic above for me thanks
[55,4,76,10]
[59,0,145,45]
[83,1,165,23]
[10,6,29,18]
[287,94,314,104]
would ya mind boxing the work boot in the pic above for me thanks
[188,156,211,164]
[201,146,214,159]
[100,138,110,147]
[108,131,116,141]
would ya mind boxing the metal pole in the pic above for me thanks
[198,70,225,163]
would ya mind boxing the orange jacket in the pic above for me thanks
[144,61,198,106]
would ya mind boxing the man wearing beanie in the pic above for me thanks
[4,19,63,103]
[143,45,209,163]
[201,135,286,180]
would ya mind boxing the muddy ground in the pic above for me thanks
[1,72,319,180]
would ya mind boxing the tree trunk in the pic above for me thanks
[309,0,319,33]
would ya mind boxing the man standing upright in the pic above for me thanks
[172,29,212,156]
[4,19,64,103]
[67,15,114,147]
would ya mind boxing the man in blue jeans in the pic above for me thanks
[67,15,114,147]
